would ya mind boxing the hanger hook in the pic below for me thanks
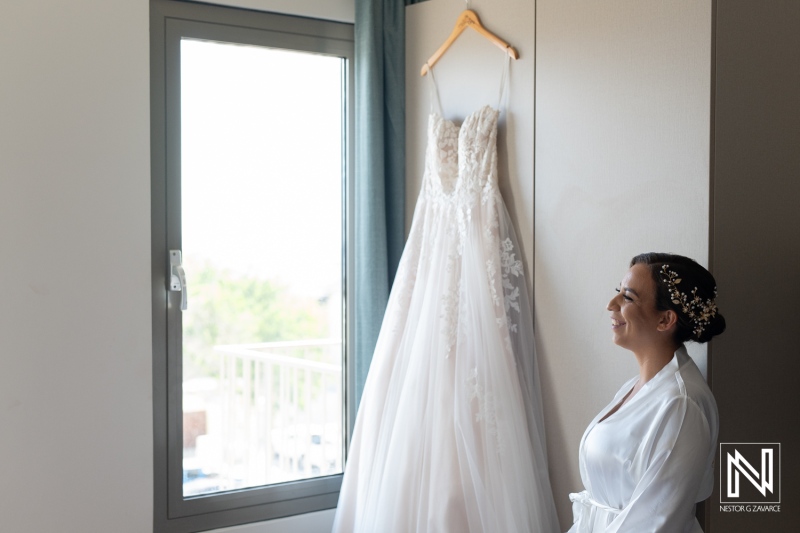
[465,0,471,9]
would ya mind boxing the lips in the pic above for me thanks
[611,318,626,328]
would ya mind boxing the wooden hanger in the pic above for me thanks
[420,9,519,77]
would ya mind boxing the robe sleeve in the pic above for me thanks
[605,395,712,533]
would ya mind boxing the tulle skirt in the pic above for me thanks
[332,188,559,533]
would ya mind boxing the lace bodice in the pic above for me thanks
[424,105,500,204]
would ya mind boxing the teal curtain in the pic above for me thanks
[353,0,424,408]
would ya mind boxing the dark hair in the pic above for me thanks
[630,252,726,344]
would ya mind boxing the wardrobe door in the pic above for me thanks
[710,1,800,531]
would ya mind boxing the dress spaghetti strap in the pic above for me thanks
[496,53,511,114]
[425,62,444,116]
[426,53,511,117]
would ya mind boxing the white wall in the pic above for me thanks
[535,0,711,526]
[0,1,351,532]
[0,1,152,531]
[211,510,335,533]
[210,0,354,23]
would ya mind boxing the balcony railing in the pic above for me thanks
[183,339,343,496]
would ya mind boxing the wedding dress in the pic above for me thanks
[332,57,559,533]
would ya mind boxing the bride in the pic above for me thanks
[568,253,725,533]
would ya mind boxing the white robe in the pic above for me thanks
[567,347,718,533]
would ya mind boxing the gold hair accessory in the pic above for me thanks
[659,264,718,337]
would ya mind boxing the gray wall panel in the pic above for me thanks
[711,1,800,530]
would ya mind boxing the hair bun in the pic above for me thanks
[694,311,726,344]
[631,252,726,346]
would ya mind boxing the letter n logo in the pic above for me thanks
[720,443,781,504]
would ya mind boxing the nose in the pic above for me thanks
[607,293,620,312]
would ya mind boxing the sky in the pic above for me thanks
[180,39,344,300]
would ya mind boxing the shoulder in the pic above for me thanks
[674,348,718,418]
[630,348,715,420]
[652,347,719,438]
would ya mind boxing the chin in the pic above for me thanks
[611,336,630,351]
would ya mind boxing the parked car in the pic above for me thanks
[271,423,341,475]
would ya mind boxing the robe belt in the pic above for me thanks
[569,490,622,533]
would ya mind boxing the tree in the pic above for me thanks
[182,260,326,380]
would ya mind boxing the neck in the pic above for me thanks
[633,343,678,385]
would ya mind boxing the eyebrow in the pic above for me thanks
[623,287,640,297]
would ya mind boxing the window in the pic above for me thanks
[150,1,354,530]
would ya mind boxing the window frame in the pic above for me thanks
[150,1,354,530]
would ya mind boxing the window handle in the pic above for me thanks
[169,250,188,311]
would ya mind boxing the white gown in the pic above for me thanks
[332,60,560,533]
[567,347,719,533]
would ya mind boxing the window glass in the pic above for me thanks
[179,39,345,497]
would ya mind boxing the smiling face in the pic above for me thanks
[607,263,674,354]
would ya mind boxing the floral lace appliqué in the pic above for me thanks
[466,367,505,454]
[500,238,522,329]
[439,245,460,358]
[486,237,522,335]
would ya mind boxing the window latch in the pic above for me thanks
[169,249,188,311]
